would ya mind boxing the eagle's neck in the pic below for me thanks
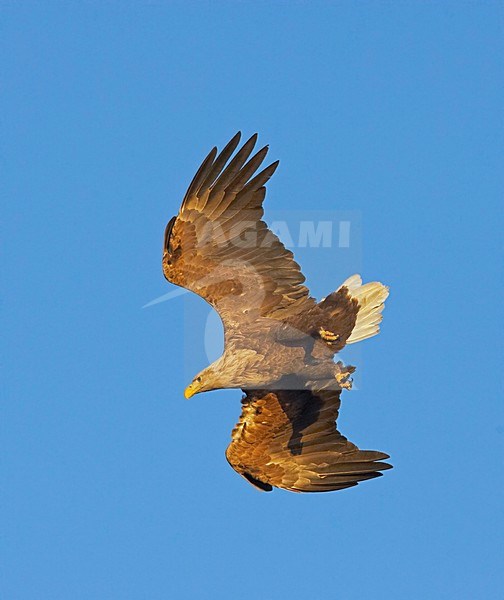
[206,349,278,390]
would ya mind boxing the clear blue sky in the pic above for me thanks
[2,2,503,599]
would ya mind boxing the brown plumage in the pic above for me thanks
[162,132,391,493]
[226,389,391,492]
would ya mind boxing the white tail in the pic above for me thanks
[340,274,389,344]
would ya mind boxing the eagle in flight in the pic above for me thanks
[162,132,391,493]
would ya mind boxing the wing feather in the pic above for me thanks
[225,388,392,493]
[181,147,217,210]
[198,131,242,193]
[209,134,258,198]
[163,133,315,341]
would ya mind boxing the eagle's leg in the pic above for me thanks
[298,360,355,390]
[304,341,321,365]
[275,324,322,365]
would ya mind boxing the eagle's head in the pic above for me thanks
[184,374,204,399]
[184,349,264,399]
[184,366,219,399]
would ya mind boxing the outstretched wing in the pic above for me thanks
[163,133,315,343]
[226,388,392,493]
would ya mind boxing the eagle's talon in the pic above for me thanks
[319,327,340,343]
[336,371,353,390]
[335,362,355,390]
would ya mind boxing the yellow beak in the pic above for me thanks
[184,384,196,399]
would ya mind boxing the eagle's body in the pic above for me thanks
[162,132,391,493]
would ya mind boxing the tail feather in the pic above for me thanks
[341,274,389,344]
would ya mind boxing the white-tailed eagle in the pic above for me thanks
[162,132,391,493]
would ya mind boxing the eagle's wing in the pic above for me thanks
[163,133,315,342]
[226,389,392,493]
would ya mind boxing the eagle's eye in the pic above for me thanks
[196,376,202,383]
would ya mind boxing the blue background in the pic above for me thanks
[2,2,503,599]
